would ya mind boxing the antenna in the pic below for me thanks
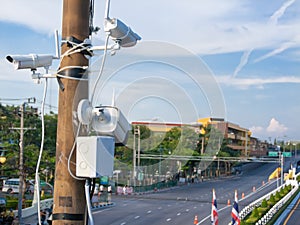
[111,88,115,106]
[54,30,60,59]
[104,0,111,19]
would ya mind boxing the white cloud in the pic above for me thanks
[217,75,300,89]
[233,0,297,76]
[0,1,62,34]
[267,118,288,133]
[250,126,264,135]
[269,0,296,25]
[250,118,288,139]
[1,1,299,55]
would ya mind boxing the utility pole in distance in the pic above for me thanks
[11,99,36,225]
[52,0,90,224]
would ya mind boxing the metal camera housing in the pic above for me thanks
[6,54,54,70]
[77,99,131,145]
[104,18,141,47]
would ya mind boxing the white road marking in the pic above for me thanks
[177,213,181,216]
[147,210,152,214]
[134,216,140,219]
[120,223,126,225]
[166,218,172,222]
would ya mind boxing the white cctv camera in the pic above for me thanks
[77,99,131,145]
[104,18,141,47]
[6,54,54,70]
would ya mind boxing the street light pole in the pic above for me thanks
[280,151,284,186]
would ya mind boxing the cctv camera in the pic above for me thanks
[6,54,53,70]
[92,106,131,145]
[104,18,141,47]
[77,99,131,145]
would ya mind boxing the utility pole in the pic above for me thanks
[18,103,25,225]
[11,99,35,224]
[52,1,90,225]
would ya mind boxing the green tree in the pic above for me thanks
[0,104,57,181]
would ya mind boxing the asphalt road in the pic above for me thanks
[92,162,281,225]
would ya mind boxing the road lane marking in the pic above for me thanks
[120,223,126,225]
[134,216,140,219]
[283,196,300,225]
[166,218,172,222]
[147,210,152,214]
[177,213,181,216]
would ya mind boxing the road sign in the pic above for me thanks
[268,151,278,157]
[283,152,292,157]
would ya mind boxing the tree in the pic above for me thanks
[0,104,57,181]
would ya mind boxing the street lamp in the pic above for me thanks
[133,126,140,187]
[293,143,297,158]
[159,146,163,182]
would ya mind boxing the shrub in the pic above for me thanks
[251,207,259,217]
[261,199,268,208]
[245,208,260,225]
[275,191,281,201]
[268,193,276,206]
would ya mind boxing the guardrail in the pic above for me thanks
[240,172,300,224]
[13,198,53,218]
[239,183,288,220]
[255,184,298,225]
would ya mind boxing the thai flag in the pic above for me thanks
[211,189,219,225]
[231,190,240,225]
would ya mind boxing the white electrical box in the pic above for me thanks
[76,136,115,178]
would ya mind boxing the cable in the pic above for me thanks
[90,34,110,104]
[85,179,95,225]
[67,122,85,180]
[56,65,89,81]
[34,78,48,225]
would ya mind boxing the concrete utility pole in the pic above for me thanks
[52,0,90,224]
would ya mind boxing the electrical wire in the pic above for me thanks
[34,78,48,225]
[90,34,110,104]
[85,179,95,225]
[67,122,85,181]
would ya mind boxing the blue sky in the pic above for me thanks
[0,0,300,143]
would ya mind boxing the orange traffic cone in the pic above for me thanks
[242,192,245,199]
[253,186,256,192]
[194,215,198,224]
[227,199,231,206]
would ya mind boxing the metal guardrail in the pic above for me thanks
[240,172,300,224]
[255,184,298,225]
[239,183,288,220]
[13,198,53,218]
[139,154,280,163]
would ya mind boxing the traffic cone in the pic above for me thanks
[253,186,256,192]
[242,192,245,199]
[194,215,198,224]
[227,199,231,206]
